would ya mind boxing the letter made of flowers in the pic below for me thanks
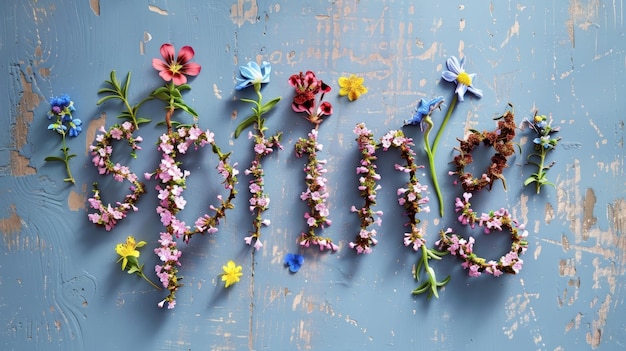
[233,61,282,251]
[380,130,449,298]
[289,71,337,251]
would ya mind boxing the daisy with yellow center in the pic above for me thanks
[221,260,243,288]
[338,74,368,101]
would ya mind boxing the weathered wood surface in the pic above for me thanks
[1,1,625,350]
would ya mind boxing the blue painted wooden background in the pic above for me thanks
[1,0,625,350]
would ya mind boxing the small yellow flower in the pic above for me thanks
[338,74,368,101]
[221,260,243,288]
[115,236,146,270]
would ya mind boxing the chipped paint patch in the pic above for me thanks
[89,0,100,16]
[502,292,540,339]
[68,185,86,211]
[86,113,106,155]
[230,0,259,27]
[12,71,39,176]
[148,5,168,16]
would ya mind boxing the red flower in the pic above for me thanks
[152,43,201,85]
[288,71,332,124]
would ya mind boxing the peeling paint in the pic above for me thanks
[89,0,100,16]
[12,71,39,176]
[148,5,168,16]
[230,0,259,27]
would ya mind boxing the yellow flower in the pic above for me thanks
[221,260,243,288]
[338,74,368,101]
[115,236,146,270]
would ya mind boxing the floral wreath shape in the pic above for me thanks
[449,108,517,193]
[439,107,529,277]
[88,121,146,231]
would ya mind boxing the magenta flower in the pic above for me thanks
[152,43,201,85]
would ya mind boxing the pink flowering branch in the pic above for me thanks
[294,129,337,251]
[148,126,238,309]
[436,192,529,277]
[87,122,146,231]
[381,129,449,298]
[349,123,382,254]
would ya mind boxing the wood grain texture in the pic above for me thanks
[0,0,625,350]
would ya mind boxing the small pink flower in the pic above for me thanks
[152,43,201,85]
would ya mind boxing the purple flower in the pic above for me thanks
[284,253,304,272]
[441,56,483,102]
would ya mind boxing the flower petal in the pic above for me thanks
[182,62,201,76]
[159,43,175,63]
[177,45,195,63]
[152,58,169,72]
[467,85,483,98]
[446,56,462,74]
[171,73,188,86]
[441,71,458,82]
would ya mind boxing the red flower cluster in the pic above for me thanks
[288,71,332,125]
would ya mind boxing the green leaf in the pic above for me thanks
[177,84,191,92]
[122,72,131,97]
[44,156,65,162]
[96,95,121,105]
[233,114,258,138]
[523,177,537,186]
[260,96,281,114]
[240,98,257,104]
[136,117,151,125]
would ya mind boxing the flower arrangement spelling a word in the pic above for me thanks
[405,56,483,217]
[45,94,82,184]
[115,236,161,290]
[380,130,449,298]
[289,71,338,251]
[524,112,560,193]
[233,61,282,251]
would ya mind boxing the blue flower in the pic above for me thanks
[284,253,304,273]
[441,56,483,102]
[404,97,444,130]
[68,119,82,137]
[48,122,67,134]
[235,61,271,90]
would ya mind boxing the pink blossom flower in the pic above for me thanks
[152,43,201,85]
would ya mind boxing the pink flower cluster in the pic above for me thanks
[437,200,529,277]
[243,131,283,251]
[381,130,430,251]
[294,129,338,251]
[87,122,145,231]
[349,123,382,254]
[148,126,238,308]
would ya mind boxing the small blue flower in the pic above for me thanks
[236,61,271,90]
[68,119,82,137]
[48,122,67,134]
[441,56,483,102]
[404,97,444,130]
[284,253,304,273]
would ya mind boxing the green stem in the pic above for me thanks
[61,133,75,184]
[138,271,162,290]
[423,118,443,217]
[536,149,546,194]
[431,94,458,156]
